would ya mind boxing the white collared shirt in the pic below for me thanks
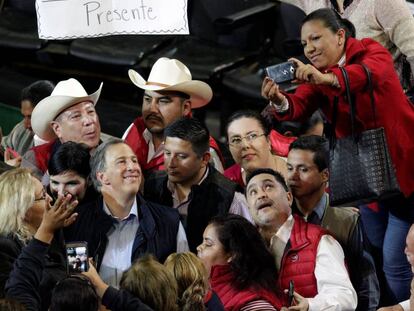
[100,198,139,287]
[399,299,409,311]
[99,197,189,288]
[142,128,163,163]
[270,215,357,311]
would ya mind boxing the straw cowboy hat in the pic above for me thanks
[31,78,102,141]
[128,57,213,108]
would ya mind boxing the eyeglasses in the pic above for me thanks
[228,133,266,147]
[34,188,47,202]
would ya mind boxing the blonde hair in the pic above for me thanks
[120,254,178,311]
[0,168,35,242]
[164,252,208,311]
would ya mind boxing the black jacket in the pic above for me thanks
[7,237,153,311]
[144,165,238,252]
[1,233,66,311]
[64,193,180,269]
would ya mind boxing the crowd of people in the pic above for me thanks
[0,5,414,311]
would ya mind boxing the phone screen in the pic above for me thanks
[265,61,296,84]
[66,243,89,273]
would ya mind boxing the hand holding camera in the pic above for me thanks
[263,58,336,103]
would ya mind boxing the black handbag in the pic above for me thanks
[328,65,400,206]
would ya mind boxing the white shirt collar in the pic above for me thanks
[271,214,294,247]
[338,53,346,66]
[102,197,138,222]
[142,128,164,162]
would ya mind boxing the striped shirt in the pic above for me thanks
[240,300,277,311]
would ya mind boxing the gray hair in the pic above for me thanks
[90,138,125,192]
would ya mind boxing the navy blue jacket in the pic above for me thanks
[64,193,180,269]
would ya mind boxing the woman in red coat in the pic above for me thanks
[261,8,414,303]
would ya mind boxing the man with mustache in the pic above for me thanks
[144,117,251,252]
[245,168,356,310]
[123,57,224,175]
[287,135,379,310]
[21,78,103,181]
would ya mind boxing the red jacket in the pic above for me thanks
[278,215,326,304]
[124,117,224,173]
[210,264,282,311]
[224,164,244,188]
[271,38,414,198]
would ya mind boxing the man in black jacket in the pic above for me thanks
[144,117,251,252]
[64,138,188,287]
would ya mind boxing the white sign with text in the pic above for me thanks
[36,0,189,39]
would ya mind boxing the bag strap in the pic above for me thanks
[360,63,378,128]
[330,64,378,148]
[330,66,357,149]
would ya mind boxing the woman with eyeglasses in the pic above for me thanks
[0,168,76,309]
[262,8,414,304]
[6,202,153,311]
[225,110,289,188]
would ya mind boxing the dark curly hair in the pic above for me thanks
[208,215,278,292]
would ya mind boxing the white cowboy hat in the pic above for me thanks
[128,57,213,108]
[31,78,102,141]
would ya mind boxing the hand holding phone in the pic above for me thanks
[265,61,296,84]
[66,242,89,273]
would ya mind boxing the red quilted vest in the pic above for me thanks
[210,264,282,311]
[33,140,57,173]
[124,117,224,172]
[278,215,326,304]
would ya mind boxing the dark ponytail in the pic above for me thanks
[302,8,356,39]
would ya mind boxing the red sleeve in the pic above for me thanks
[325,39,395,97]
[266,84,329,123]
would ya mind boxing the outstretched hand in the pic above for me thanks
[35,194,78,244]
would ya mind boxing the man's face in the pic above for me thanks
[142,90,191,134]
[246,173,292,228]
[51,101,101,148]
[98,143,142,197]
[164,137,208,186]
[21,100,34,131]
[49,170,88,202]
[405,226,414,273]
[286,149,328,199]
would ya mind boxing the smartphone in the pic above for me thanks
[288,280,295,306]
[66,241,89,273]
[6,147,20,158]
[265,61,296,83]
